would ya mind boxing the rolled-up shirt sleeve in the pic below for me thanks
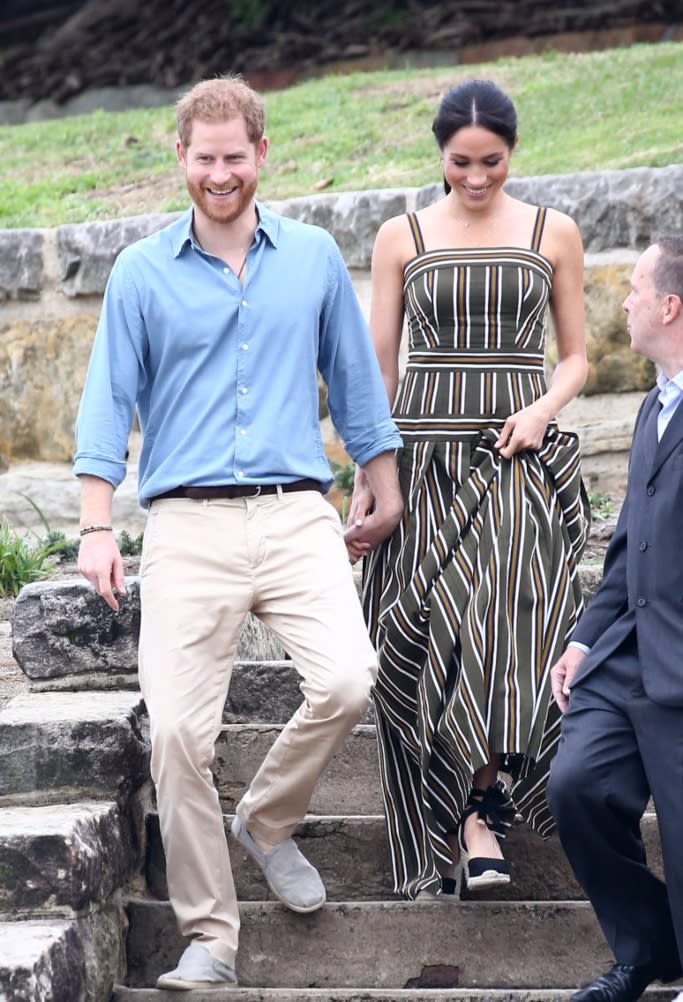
[317,237,402,466]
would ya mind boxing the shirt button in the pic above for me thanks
[241,299,247,307]
[240,428,247,436]
[639,539,647,551]
[241,343,249,351]
[636,598,647,607]
[223,267,230,274]
[237,471,244,478]
[647,485,655,496]
[241,387,248,394]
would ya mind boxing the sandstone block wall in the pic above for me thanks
[1,164,679,471]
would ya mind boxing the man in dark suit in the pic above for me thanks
[547,235,683,1002]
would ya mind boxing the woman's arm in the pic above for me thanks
[369,215,409,408]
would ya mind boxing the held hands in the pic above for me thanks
[78,531,126,612]
[495,401,552,459]
[344,466,402,564]
[550,646,586,714]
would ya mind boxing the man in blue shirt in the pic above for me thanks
[75,76,403,990]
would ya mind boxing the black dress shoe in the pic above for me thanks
[571,963,660,1002]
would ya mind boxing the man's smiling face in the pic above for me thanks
[176,115,267,226]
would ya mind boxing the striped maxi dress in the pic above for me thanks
[363,207,591,899]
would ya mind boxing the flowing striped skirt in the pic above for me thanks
[363,427,590,898]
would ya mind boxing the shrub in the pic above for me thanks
[0,520,62,596]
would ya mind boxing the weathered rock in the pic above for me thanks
[503,165,683,255]
[0,690,149,802]
[274,188,411,270]
[0,315,96,462]
[0,801,133,912]
[77,903,125,1002]
[12,578,142,681]
[56,213,180,297]
[0,907,123,1002]
[573,261,655,395]
[223,660,304,723]
[0,228,43,301]
[0,919,86,1002]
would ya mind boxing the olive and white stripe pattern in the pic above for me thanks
[363,210,590,898]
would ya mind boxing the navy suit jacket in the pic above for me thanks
[572,386,683,705]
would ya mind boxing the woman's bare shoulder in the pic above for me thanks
[542,206,581,241]
[374,212,416,263]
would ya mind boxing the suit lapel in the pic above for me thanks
[631,389,661,476]
[650,391,683,478]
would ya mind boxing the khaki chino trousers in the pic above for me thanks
[138,490,377,969]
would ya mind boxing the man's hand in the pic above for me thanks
[342,451,404,563]
[345,466,378,563]
[78,531,126,612]
[550,646,587,714]
[344,503,403,563]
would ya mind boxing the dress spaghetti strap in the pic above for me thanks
[530,206,547,253]
[407,213,426,256]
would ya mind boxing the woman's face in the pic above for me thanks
[441,125,514,210]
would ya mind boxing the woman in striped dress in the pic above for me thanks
[347,80,591,900]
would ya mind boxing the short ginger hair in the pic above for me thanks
[175,76,265,148]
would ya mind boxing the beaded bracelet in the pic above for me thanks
[79,524,113,537]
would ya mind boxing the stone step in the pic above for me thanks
[0,801,134,913]
[143,810,664,904]
[0,690,149,803]
[215,724,379,815]
[1,910,123,1001]
[112,990,681,1002]
[125,898,624,990]
[0,919,87,1001]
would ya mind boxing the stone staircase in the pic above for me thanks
[1,573,681,1001]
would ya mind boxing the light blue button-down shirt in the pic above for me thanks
[656,368,683,440]
[74,203,402,504]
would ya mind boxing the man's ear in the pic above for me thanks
[662,293,682,324]
[176,139,187,167]
[256,136,268,167]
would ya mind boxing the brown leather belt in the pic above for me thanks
[151,478,324,501]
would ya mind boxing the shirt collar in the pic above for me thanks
[171,201,280,258]
[656,368,683,398]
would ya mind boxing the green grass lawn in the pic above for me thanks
[0,41,681,229]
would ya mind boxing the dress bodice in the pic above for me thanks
[394,211,554,437]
